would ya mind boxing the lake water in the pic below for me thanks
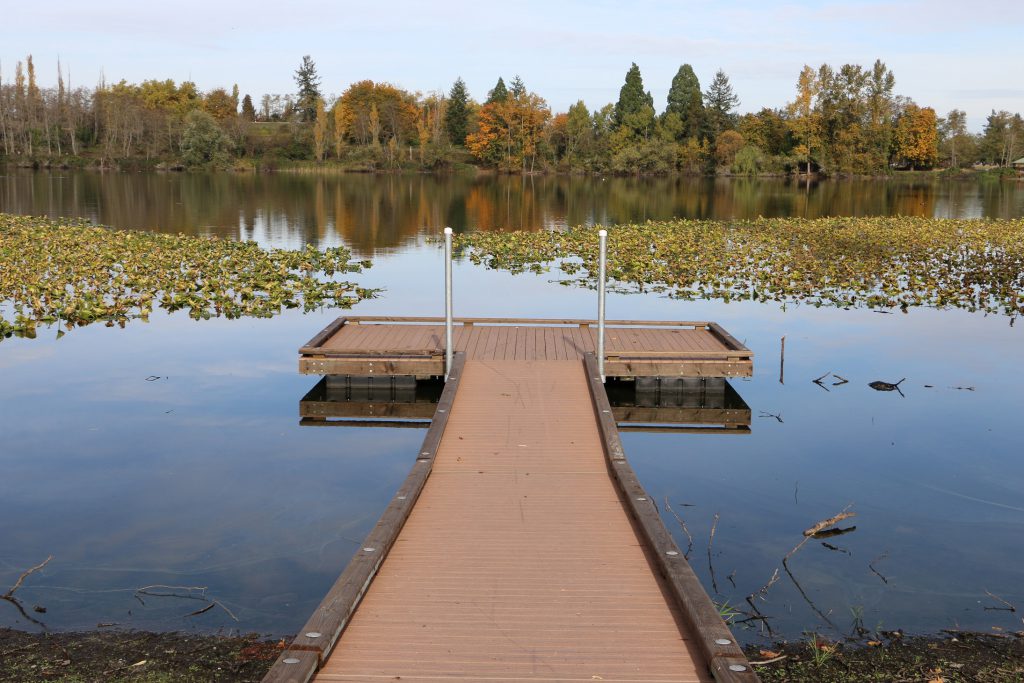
[1,170,1023,645]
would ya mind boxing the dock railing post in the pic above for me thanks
[444,227,454,381]
[597,229,607,382]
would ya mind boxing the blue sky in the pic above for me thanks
[4,0,1022,131]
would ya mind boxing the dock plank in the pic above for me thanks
[312,360,713,683]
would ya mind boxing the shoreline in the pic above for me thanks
[1,627,1020,682]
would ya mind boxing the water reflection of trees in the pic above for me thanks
[1,170,1022,255]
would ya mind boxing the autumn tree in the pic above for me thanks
[337,81,418,146]
[204,88,237,120]
[939,109,969,168]
[564,100,593,165]
[294,55,321,122]
[466,77,550,172]
[665,64,704,140]
[893,103,938,169]
[787,65,821,174]
[864,60,896,169]
[313,98,328,161]
[714,130,745,167]
[444,77,469,145]
[332,101,348,158]
[980,110,1023,166]
[738,108,791,156]
[180,109,231,167]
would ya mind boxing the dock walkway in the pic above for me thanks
[266,320,757,683]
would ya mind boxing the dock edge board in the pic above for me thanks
[584,352,761,683]
[260,354,467,683]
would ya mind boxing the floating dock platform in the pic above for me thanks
[265,317,758,683]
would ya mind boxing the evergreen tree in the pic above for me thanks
[487,77,508,104]
[241,94,256,121]
[294,55,322,122]
[444,77,470,145]
[614,63,654,129]
[665,64,704,140]
[703,69,739,138]
[509,75,527,99]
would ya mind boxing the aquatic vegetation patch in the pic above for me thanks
[0,214,376,340]
[456,217,1024,316]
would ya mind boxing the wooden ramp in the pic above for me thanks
[265,353,757,683]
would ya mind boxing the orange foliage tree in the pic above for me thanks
[466,86,550,172]
[337,80,418,146]
[894,103,938,169]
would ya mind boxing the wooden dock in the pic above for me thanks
[266,319,757,683]
[299,317,753,379]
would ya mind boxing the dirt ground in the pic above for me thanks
[0,629,284,682]
[744,630,1024,682]
[2,627,1023,682]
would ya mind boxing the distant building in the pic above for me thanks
[1014,157,1024,169]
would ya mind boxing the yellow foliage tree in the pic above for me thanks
[715,130,745,167]
[787,65,820,174]
[466,86,550,172]
[332,102,348,159]
[894,104,938,170]
[313,98,328,162]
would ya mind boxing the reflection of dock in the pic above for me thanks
[299,375,441,427]
[608,377,752,434]
[300,375,752,434]
[266,316,758,683]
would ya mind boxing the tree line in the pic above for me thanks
[1,54,1021,175]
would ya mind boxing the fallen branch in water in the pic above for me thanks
[803,509,857,537]
[707,513,721,595]
[1,555,53,628]
[869,552,890,584]
[983,590,1017,612]
[663,496,694,559]
[4,556,52,598]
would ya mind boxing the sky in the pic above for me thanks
[3,0,1023,132]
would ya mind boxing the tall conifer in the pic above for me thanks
[665,64,704,139]
[444,77,470,145]
[487,77,508,104]
[614,63,653,129]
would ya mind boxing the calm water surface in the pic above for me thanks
[1,171,1022,644]
[2,169,1023,254]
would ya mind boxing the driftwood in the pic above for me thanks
[4,556,52,598]
[663,496,694,559]
[803,511,857,537]
[1,556,53,627]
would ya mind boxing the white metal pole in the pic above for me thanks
[597,229,607,382]
[444,227,454,381]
